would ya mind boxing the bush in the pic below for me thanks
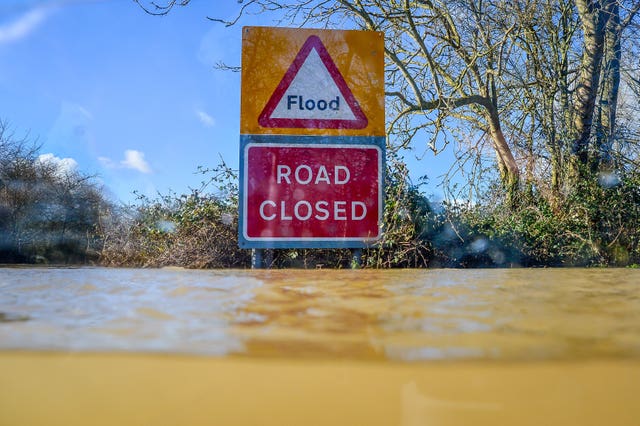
[100,155,444,269]
[100,156,640,269]
[446,171,640,267]
[0,121,110,264]
[100,162,250,268]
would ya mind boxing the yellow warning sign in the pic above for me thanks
[241,26,385,137]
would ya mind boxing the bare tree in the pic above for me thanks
[342,1,521,202]
[137,0,640,201]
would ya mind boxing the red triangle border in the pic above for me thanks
[258,35,368,130]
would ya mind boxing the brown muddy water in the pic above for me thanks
[1,267,639,425]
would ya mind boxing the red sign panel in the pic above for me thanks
[241,143,382,245]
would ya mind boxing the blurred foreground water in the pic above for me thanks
[1,267,640,425]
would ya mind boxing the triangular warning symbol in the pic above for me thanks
[258,35,368,130]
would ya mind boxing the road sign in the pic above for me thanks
[239,27,385,250]
[258,35,368,130]
[238,136,384,249]
[241,27,384,136]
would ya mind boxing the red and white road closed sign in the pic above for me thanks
[240,142,382,247]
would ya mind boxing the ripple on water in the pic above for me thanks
[1,267,639,361]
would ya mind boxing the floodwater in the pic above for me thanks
[1,267,640,425]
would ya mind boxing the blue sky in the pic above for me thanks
[0,0,449,204]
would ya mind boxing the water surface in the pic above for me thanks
[2,267,640,426]
[1,267,639,361]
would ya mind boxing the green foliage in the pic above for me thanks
[447,170,640,267]
[97,156,640,269]
[363,153,436,268]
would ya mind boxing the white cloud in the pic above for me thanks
[36,153,78,176]
[0,7,50,45]
[121,149,152,174]
[195,109,216,127]
[99,150,152,174]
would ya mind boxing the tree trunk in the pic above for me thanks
[487,107,520,205]
[572,0,613,177]
[595,2,621,170]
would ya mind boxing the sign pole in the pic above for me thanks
[251,249,264,269]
